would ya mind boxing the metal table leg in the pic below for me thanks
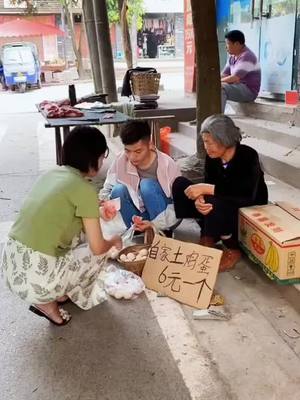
[55,127,62,165]
[150,120,161,150]
[63,126,70,142]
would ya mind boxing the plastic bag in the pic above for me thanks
[121,225,135,247]
[104,265,145,300]
[101,211,127,239]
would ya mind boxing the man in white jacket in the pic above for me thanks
[99,120,181,232]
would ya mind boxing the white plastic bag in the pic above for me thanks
[100,211,127,239]
[104,265,145,300]
[121,225,135,247]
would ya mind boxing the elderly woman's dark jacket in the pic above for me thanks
[205,143,268,208]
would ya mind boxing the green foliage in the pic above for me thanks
[106,0,120,24]
[106,0,145,30]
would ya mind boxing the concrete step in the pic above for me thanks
[174,124,300,190]
[179,117,300,150]
[166,131,197,158]
[227,99,300,126]
[233,117,300,149]
[242,136,300,189]
[177,121,197,139]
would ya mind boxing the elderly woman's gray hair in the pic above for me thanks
[200,114,242,147]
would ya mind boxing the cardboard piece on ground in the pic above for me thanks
[239,202,300,283]
[142,234,223,309]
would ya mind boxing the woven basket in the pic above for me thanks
[130,73,161,96]
[117,244,150,276]
[117,228,156,276]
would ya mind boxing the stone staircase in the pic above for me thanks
[166,99,300,190]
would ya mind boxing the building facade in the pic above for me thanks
[112,0,184,60]
[216,0,299,96]
[0,0,88,67]
[184,0,299,96]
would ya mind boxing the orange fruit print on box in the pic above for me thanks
[251,233,266,255]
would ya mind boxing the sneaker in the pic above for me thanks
[219,248,242,272]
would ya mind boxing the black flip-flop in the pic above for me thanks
[29,305,71,326]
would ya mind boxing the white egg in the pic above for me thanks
[120,254,128,262]
[114,291,123,299]
[139,248,148,257]
[126,252,136,261]
[109,246,119,259]
[123,291,132,300]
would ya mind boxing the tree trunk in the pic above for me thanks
[82,0,103,93]
[93,0,117,102]
[191,0,221,157]
[64,4,85,79]
[118,0,133,69]
[178,0,220,181]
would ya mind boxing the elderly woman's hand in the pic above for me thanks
[195,196,213,215]
[133,216,153,232]
[184,183,215,200]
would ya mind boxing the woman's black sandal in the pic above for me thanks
[29,305,71,326]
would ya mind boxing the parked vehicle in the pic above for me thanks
[1,42,41,93]
[0,59,5,90]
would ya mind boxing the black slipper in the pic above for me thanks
[29,305,71,326]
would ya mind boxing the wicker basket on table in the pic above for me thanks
[117,228,155,276]
[130,72,161,97]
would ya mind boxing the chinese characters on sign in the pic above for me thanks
[142,235,222,309]
[251,212,284,233]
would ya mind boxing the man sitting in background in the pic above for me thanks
[99,120,181,234]
[221,30,261,112]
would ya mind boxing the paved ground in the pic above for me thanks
[1,83,300,400]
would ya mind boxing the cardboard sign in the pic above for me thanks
[142,234,223,309]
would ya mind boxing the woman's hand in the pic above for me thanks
[133,216,153,232]
[184,183,215,200]
[83,218,120,256]
[195,195,213,215]
[99,202,117,221]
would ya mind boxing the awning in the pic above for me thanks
[0,18,65,37]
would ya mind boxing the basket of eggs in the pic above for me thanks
[117,223,155,276]
[117,244,150,276]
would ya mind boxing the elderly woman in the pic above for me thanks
[1,126,122,326]
[172,114,268,271]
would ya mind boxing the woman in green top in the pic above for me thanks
[1,126,122,326]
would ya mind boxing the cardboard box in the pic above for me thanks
[239,202,300,284]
